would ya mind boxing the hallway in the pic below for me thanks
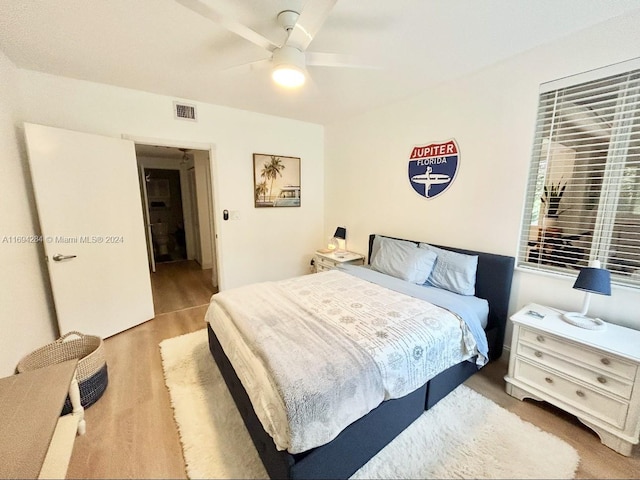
[150,260,217,315]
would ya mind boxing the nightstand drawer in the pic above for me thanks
[514,358,628,429]
[517,343,633,399]
[315,256,337,269]
[520,327,637,381]
[316,263,332,272]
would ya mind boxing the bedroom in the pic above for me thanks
[1,1,639,478]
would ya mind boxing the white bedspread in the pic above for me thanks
[206,270,478,453]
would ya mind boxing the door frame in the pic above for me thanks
[138,163,156,273]
[139,163,190,262]
[123,135,222,290]
[186,167,202,265]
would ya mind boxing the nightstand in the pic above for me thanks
[313,250,365,272]
[505,303,640,456]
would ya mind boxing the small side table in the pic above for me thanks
[0,359,86,479]
[505,303,640,456]
[313,250,365,272]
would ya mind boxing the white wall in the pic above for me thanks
[0,52,58,376]
[325,11,640,344]
[1,68,324,375]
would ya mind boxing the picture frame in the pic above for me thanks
[253,153,301,208]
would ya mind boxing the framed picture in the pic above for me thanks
[253,153,301,207]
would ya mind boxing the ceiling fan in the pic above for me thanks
[175,0,371,88]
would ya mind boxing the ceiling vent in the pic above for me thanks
[174,101,197,121]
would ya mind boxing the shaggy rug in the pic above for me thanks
[160,329,580,479]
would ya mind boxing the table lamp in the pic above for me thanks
[328,227,347,253]
[562,260,611,330]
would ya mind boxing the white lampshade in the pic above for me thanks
[272,46,306,88]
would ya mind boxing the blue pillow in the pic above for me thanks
[371,237,437,284]
[419,243,478,295]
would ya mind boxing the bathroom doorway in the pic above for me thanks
[134,143,218,311]
[145,167,187,264]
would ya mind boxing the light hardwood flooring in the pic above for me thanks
[150,260,216,315]
[67,276,639,478]
[66,305,205,478]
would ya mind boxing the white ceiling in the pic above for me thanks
[1,0,640,125]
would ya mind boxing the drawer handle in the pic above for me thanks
[576,390,585,398]
[597,376,607,384]
[536,335,545,343]
[544,377,553,384]
[600,358,611,366]
[534,351,543,358]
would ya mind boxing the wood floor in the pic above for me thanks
[150,260,216,315]
[67,268,639,478]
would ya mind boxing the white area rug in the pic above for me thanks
[160,329,580,479]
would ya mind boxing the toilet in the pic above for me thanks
[152,222,170,257]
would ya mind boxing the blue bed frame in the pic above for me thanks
[207,234,515,479]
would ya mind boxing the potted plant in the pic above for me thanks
[541,180,567,226]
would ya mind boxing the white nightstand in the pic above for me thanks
[313,250,365,273]
[505,303,640,456]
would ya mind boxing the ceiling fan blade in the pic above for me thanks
[286,0,337,51]
[306,52,379,69]
[222,58,271,74]
[175,0,277,52]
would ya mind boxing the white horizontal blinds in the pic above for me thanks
[518,64,640,288]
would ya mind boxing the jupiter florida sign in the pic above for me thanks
[408,139,460,199]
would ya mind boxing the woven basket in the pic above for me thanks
[16,331,109,415]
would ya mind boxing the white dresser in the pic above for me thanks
[505,303,640,456]
[313,250,365,272]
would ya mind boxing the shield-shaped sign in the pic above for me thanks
[408,139,460,199]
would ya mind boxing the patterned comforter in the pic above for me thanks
[206,269,480,453]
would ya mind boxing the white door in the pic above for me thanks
[24,123,154,339]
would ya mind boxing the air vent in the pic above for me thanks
[173,101,197,121]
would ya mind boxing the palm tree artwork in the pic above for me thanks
[255,181,268,203]
[253,153,301,208]
[261,156,286,202]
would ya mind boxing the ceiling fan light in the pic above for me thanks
[271,45,306,88]
[272,66,306,88]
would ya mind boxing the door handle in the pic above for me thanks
[53,253,77,262]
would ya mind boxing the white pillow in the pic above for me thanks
[370,236,416,265]
[419,243,478,295]
[371,237,437,284]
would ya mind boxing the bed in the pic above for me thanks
[205,234,515,479]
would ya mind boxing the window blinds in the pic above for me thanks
[518,62,640,288]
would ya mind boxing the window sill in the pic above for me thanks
[515,265,640,292]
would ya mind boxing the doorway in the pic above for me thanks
[134,143,218,312]
[145,167,187,263]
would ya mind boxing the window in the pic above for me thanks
[518,60,640,288]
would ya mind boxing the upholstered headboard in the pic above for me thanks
[368,234,515,360]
